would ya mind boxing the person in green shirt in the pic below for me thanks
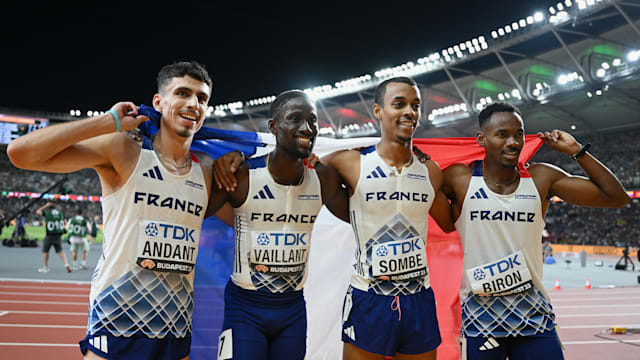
[35,202,71,273]
[67,209,91,270]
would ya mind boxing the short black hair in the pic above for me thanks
[157,61,213,95]
[478,102,522,128]
[269,90,313,121]
[374,77,418,106]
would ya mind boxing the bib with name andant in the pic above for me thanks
[136,219,199,274]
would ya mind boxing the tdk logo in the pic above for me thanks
[365,192,429,202]
[257,232,307,246]
[378,239,422,256]
[478,253,521,277]
[470,188,488,199]
[470,210,535,223]
[144,222,195,242]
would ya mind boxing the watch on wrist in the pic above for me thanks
[571,143,591,160]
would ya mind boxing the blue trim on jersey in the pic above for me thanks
[472,160,483,176]
[247,155,267,169]
[359,145,376,155]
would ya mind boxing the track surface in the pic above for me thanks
[0,279,639,359]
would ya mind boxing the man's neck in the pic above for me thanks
[152,130,192,173]
[376,139,413,170]
[268,149,304,185]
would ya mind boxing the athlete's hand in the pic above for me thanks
[213,151,244,192]
[110,102,149,132]
[305,153,323,169]
[537,130,582,156]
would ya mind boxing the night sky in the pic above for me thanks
[0,1,555,113]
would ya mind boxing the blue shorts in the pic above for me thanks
[218,280,306,360]
[79,333,190,360]
[461,328,564,360]
[341,286,441,356]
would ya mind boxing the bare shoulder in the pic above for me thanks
[443,163,473,178]
[325,149,360,165]
[527,162,568,182]
[98,132,142,169]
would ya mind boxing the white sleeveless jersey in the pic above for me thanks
[456,161,555,337]
[89,148,208,339]
[232,155,323,293]
[349,146,435,296]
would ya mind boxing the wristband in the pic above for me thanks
[571,143,590,160]
[107,109,121,132]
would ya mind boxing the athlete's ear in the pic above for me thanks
[152,94,162,112]
[268,119,277,136]
[476,131,485,147]
[373,103,383,121]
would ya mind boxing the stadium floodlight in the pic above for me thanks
[627,50,640,62]
[448,47,454,55]
[476,103,483,111]
[557,74,568,85]
[565,0,572,7]
[519,19,526,28]
[549,6,556,14]
[472,38,479,46]
[571,124,576,130]
[595,68,606,77]
[469,47,476,54]
[498,28,505,36]
[491,31,498,39]
[465,40,472,49]
[512,22,519,31]
[557,3,564,11]
[512,89,521,98]
[498,93,505,101]
[586,0,594,5]
[454,45,460,52]
[587,91,592,97]
[460,43,466,50]
[481,43,488,50]
[505,25,512,33]
[612,58,622,66]
[595,89,603,95]
[527,16,534,24]
[534,12,544,22]
[577,0,586,9]
[601,62,609,70]
[532,88,541,97]
[87,111,93,117]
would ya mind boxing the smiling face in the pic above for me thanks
[374,82,421,144]
[269,95,318,159]
[152,75,210,139]
[477,111,525,168]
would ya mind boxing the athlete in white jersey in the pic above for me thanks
[443,102,630,360]
[207,90,349,360]
[326,77,453,360]
[7,61,233,360]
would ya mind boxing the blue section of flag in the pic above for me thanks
[137,104,264,159]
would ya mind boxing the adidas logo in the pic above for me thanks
[470,188,488,199]
[343,325,356,341]
[366,166,387,179]
[142,166,164,181]
[253,185,275,199]
[479,337,499,351]
[88,335,108,353]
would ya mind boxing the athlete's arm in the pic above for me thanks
[323,149,360,196]
[531,130,629,208]
[442,163,473,223]
[425,161,455,233]
[35,202,52,216]
[7,102,149,195]
[205,165,250,221]
[315,162,350,222]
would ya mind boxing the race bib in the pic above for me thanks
[371,237,427,282]
[249,230,310,275]
[136,219,199,274]
[467,250,533,296]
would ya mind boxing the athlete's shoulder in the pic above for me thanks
[527,162,567,180]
